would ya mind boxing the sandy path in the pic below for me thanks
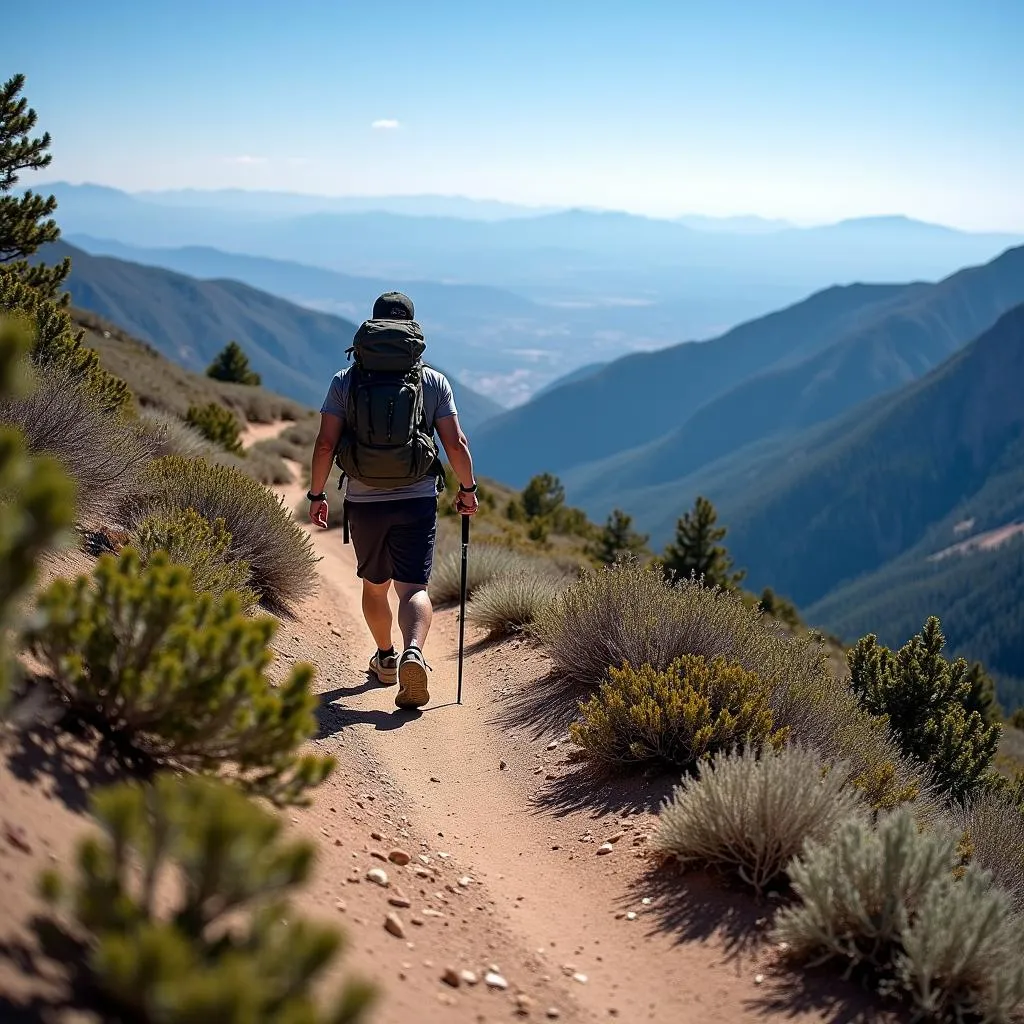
[274,466,880,1024]
[240,418,292,448]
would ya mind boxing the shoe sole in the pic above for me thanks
[369,657,398,686]
[396,658,430,709]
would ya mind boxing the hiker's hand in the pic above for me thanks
[455,491,479,516]
[309,499,329,529]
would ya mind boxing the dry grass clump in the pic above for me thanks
[535,559,926,811]
[466,569,568,637]
[0,360,161,526]
[429,543,547,605]
[130,456,317,614]
[139,408,221,461]
[953,789,1024,910]
[571,656,786,770]
[654,745,865,894]
[774,809,1024,1023]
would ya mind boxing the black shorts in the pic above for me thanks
[345,497,438,586]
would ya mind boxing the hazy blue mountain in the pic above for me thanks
[134,188,562,221]
[564,244,1024,508]
[43,182,1021,320]
[675,214,793,233]
[473,280,925,485]
[531,361,611,398]
[44,242,501,432]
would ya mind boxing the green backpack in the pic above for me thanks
[334,318,443,490]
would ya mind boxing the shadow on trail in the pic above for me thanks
[315,680,422,737]
[3,717,126,815]
[489,668,590,741]
[630,864,890,1023]
[746,968,892,1024]
[530,761,677,820]
[626,861,768,959]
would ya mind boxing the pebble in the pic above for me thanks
[331,627,342,637]
[384,913,406,938]
[597,843,614,855]
[388,849,412,865]
[457,876,472,887]
[626,912,637,921]
[484,971,508,990]
[641,897,652,905]
[460,969,479,985]
[500,760,508,770]
[754,974,765,985]
[573,972,588,984]
[546,740,558,750]
[441,967,461,988]
[371,831,385,842]
[370,850,388,861]
[366,867,389,887]
[606,832,625,844]
[388,894,412,908]
[430,776,441,783]
[515,993,534,1015]
[546,1009,561,1020]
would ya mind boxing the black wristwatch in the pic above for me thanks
[458,482,478,493]
[307,490,327,502]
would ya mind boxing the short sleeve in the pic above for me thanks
[433,372,458,422]
[320,373,347,423]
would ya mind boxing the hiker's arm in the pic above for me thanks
[310,412,343,496]
[436,414,475,489]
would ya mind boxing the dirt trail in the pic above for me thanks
[240,417,293,448]
[0,459,876,1022]
[273,464,872,1024]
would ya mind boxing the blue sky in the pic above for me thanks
[3,0,1022,229]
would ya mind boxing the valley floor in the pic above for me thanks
[0,457,892,1023]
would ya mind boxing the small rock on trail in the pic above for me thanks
[384,912,406,938]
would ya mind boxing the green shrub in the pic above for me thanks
[0,318,75,707]
[954,789,1024,910]
[185,401,243,454]
[133,456,317,614]
[654,745,865,894]
[206,340,262,386]
[28,549,332,806]
[849,618,1001,802]
[429,542,544,605]
[467,569,568,637]
[774,809,1024,1023]
[535,559,926,810]
[571,655,787,769]
[1,358,161,526]
[131,507,257,609]
[41,773,374,1024]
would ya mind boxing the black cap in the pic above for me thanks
[372,291,415,320]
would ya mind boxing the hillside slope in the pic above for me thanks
[567,244,1024,506]
[45,242,501,433]
[718,303,1024,613]
[473,281,922,485]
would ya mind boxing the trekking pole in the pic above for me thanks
[457,513,470,704]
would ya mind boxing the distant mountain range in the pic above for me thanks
[39,183,1022,407]
[43,241,500,434]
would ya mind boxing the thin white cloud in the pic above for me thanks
[371,119,400,130]
[224,155,268,165]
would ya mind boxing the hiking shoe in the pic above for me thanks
[369,648,398,686]
[396,647,430,709]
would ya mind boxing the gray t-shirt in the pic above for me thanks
[320,365,458,503]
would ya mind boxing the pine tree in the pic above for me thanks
[0,73,69,298]
[590,508,649,565]
[206,340,261,385]
[521,472,565,520]
[963,660,1002,728]
[662,495,745,589]
[848,616,1000,801]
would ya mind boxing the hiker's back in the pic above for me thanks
[330,317,455,503]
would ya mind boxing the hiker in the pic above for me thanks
[307,291,480,709]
